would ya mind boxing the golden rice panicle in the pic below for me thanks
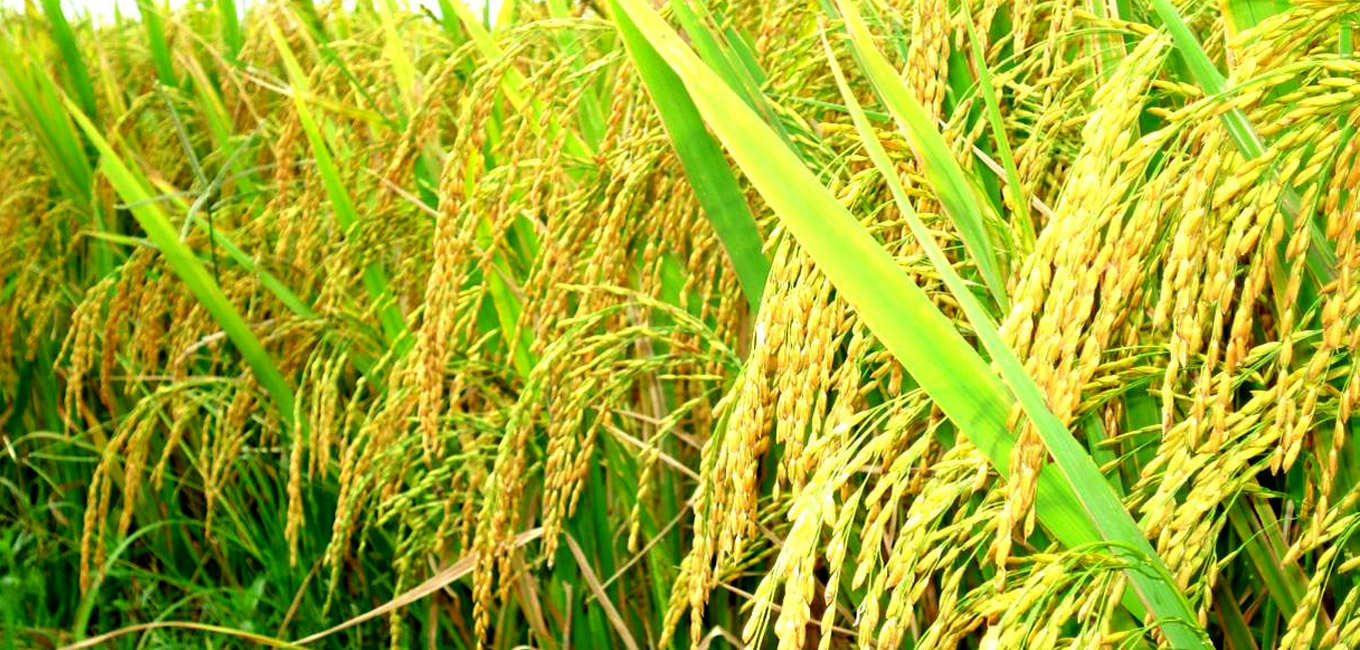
[470,341,569,646]
[581,153,657,314]
[756,3,834,107]
[78,460,108,594]
[663,246,789,645]
[129,267,171,383]
[374,48,472,216]
[266,112,305,258]
[909,562,979,649]
[1321,581,1360,646]
[751,481,822,650]
[904,0,950,118]
[997,32,1168,563]
[1006,1,1095,208]
[696,328,775,636]
[309,351,347,480]
[850,409,929,592]
[539,345,603,561]
[1151,372,1277,529]
[975,560,1068,649]
[1004,0,1036,57]
[150,394,194,491]
[851,434,965,640]
[814,485,861,650]
[516,74,622,358]
[772,250,844,495]
[98,249,151,413]
[747,396,878,650]
[78,412,136,594]
[811,327,871,480]
[115,400,161,542]
[411,56,508,466]
[204,377,258,539]
[1155,131,1222,437]
[286,352,325,567]
[1193,147,1275,449]
[60,275,117,433]
[1273,190,1317,475]
[875,446,996,647]
[1280,536,1349,650]
[749,393,893,650]
[321,388,405,614]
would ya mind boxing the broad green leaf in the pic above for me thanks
[217,0,242,58]
[615,7,768,311]
[824,11,1204,644]
[39,0,98,121]
[826,1,1009,312]
[64,97,297,432]
[1222,0,1290,35]
[1214,579,1261,650]
[611,0,1209,645]
[268,21,407,345]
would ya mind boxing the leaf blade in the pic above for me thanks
[612,1,1208,645]
[616,7,769,311]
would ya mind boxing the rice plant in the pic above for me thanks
[2,0,1359,647]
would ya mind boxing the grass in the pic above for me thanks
[2,0,1359,648]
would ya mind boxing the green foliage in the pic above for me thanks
[3,0,1360,648]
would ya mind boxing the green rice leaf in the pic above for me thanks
[268,20,407,345]
[825,0,1009,312]
[611,0,1209,645]
[616,7,768,311]
[64,96,297,432]
[217,0,242,58]
[961,5,1033,249]
[135,0,177,87]
[825,10,1204,643]
[39,0,98,121]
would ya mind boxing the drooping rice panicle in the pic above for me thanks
[4,0,1360,647]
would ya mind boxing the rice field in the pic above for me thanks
[2,0,1360,647]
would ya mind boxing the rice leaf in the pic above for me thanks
[39,0,98,121]
[960,4,1033,249]
[824,13,1204,643]
[135,0,176,87]
[63,96,297,431]
[1222,0,1290,35]
[267,20,407,345]
[824,0,1010,312]
[217,0,242,58]
[612,0,1209,645]
[616,9,768,311]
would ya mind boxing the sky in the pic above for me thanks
[0,0,501,22]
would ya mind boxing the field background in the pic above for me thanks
[3,0,1360,649]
